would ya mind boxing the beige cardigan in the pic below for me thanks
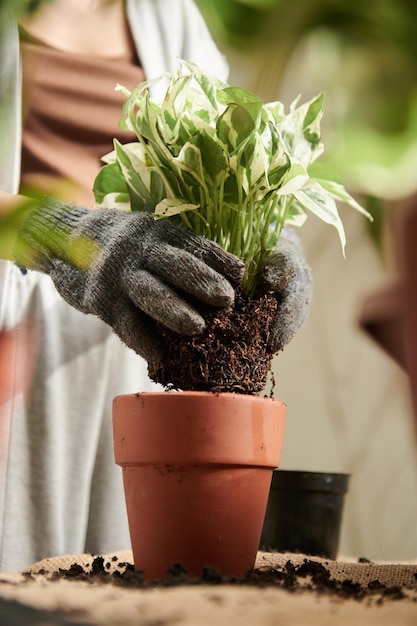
[0,0,228,572]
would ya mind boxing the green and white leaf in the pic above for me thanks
[315,178,370,218]
[93,160,127,204]
[275,160,309,196]
[154,197,199,218]
[278,93,325,167]
[293,180,347,254]
[114,140,164,212]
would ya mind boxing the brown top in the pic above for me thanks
[19,39,145,207]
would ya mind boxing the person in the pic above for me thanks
[0,0,312,572]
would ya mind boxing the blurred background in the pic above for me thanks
[196,0,417,561]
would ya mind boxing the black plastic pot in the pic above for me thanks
[259,469,350,559]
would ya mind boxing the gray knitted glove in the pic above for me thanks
[258,228,312,353]
[13,199,244,363]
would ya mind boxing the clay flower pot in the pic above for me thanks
[113,391,286,580]
[259,469,350,559]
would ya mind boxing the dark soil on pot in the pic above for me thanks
[148,292,277,394]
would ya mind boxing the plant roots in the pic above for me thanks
[148,293,277,394]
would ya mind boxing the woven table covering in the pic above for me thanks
[0,551,416,625]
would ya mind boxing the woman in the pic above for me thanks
[0,0,311,571]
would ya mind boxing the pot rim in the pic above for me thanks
[113,391,286,468]
[270,469,350,494]
[113,390,285,403]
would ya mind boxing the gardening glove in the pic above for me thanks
[258,228,312,353]
[12,199,244,363]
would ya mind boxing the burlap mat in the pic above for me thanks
[0,551,416,625]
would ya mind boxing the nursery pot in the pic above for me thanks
[259,470,350,559]
[113,391,286,580]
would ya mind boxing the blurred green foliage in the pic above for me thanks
[0,197,38,260]
[197,0,417,253]
[197,0,417,134]
[0,0,49,16]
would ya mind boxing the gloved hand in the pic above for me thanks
[258,228,313,354]
[12,199,244,363]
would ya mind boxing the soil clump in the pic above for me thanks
[148,292,277,394]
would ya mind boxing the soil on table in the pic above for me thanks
[148,292,277,394]
[44,555,410,604]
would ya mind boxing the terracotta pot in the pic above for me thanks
[113,391,286,580]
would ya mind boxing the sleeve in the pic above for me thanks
[0,10,22,195]
[126,0,229,100]
[0,260,159,572]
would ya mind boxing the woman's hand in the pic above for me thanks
[258,228,313,353]
[12,199,245,363]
